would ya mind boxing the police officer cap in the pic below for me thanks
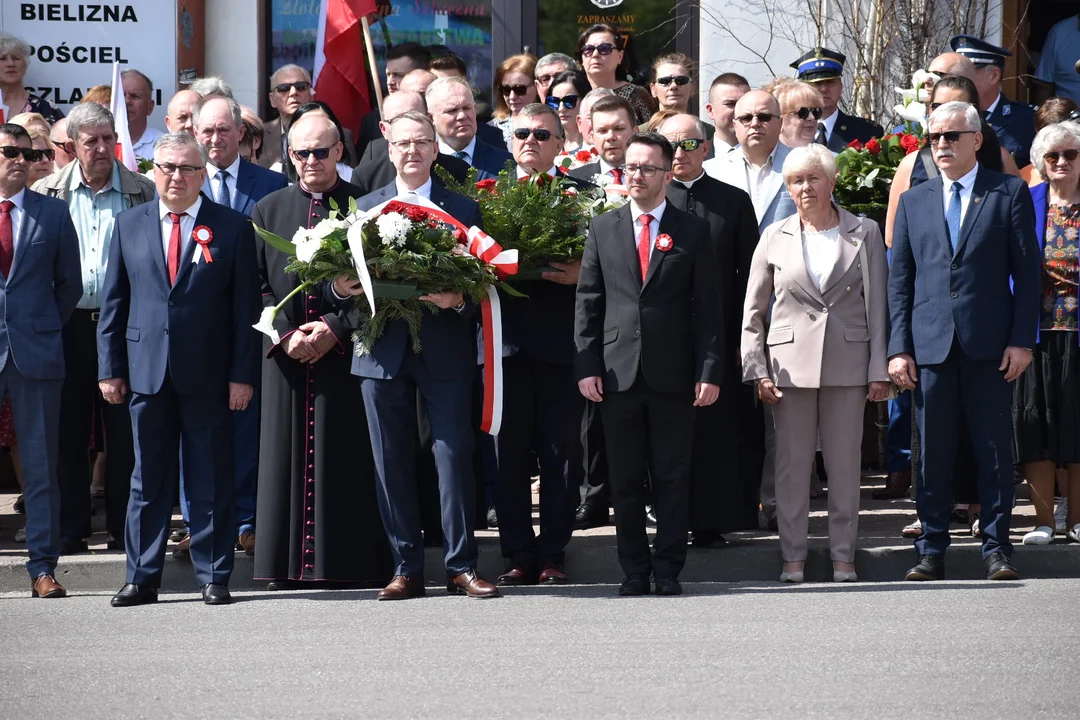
[790,47,845,83]
[949,34,1011,68]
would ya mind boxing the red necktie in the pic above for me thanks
[638,213,653,282]
[167,211,183,285]
[610,167,624,185]
[0,201,13,278]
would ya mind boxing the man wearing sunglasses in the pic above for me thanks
[790,47,883,153]
[0,123,82,599]
[888,101,1040,583]
[49,118,74,170]
[258,64,357,171]
[659,113,762,549]
[32,102,155,558]
[427,76,512,181]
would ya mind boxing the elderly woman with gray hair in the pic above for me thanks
[0,32,64,124]
[1015,120,1080,545]
[742,144,891,583]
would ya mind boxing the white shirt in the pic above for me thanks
[984,93,1002,117]
[741,148,776,217]
[158,196,202,261]
[206,155,241,206]
[821,109,839,142]
[516,165,558,179]
[438,136,477,165]
[395,176,433,200]
[599,158,621,178]
[801,226,842,292]
[630,199,667,263]
[0,188,27,248]
[942,163,979,227]
[131,127,164,160]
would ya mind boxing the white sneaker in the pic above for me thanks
[1055,498,1068,534]
[1022,526,1054,545]
[1068,524,1080,543]
[14,527,26,543]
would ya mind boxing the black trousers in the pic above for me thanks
[494,355,583,568]
[57,309,133,541]
[580,402,610,506]
[600,378,695,578]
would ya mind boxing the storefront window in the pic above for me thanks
[270,0,321,71]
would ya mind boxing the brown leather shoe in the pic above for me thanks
[238,531,256,556]
[538,564,569,585]
[377,575,425,601]
[31,574,66,599]
[872,470,912,499]
[447,569,500,598]
[496,565,536,586]
[172,535,191,556]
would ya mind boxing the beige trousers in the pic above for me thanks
[772,386,867,563]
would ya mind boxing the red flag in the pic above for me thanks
[313,0,376,138]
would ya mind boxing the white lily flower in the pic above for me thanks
[896,88,918,104]
[895,101,927,126]
[252,306,281,345]
[911,69,940,90]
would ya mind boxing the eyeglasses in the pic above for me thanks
[927,130,977,145]
[735,112,777,125]
[513,128,553,142]
[581,43,616,58]
[790,107,823,121]
[290,146,334,160]
[35,148,55,161]
[928,102,944,112]
[669,138,705,152]
[153,162,204,176]
[536,74,559,86]
[389,139,434,152]
[546,95,579,110]
[273,81,312,95]
[501,84,531,97]
[624,164,669,178]
[0,146,47,162]
[1044,149,1080,164]
[656,75,691,87]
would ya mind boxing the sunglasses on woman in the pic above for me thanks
[513,128,553,142]
[546,95,579,110]
[0,146,47,162]
[501,84,531,97]
[581,43,616,58]
[1044,149,1079,164]
[656,75,690,87]
[790,107,823,121]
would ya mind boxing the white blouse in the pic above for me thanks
[801,226,841,292]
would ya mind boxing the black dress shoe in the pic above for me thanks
[690,530,728,548]
[574,502,609,530]
[267,580,300,591]
[169,527,188,543]
[201,583,233,605]
[106,534,124,552]
[905,554,945,581]
[59,538,88,555]
[111,584,158,607]
[985,551,1019,580]
[13,494,25,514]
[645,506,657,526]
[486,505,499,529]
[618,574,650,596]
[654,574,683,596]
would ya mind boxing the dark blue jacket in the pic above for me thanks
[97,196,262,394]
[888,166,1041,365]
[201,158,288,218]
[470,140,513,181]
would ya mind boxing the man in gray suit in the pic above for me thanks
[0,124,82,598]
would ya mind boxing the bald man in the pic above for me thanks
[349,91,470,192]
[165,90,200,135]
[399,69,438,95]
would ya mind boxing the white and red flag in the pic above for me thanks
[313,0,376,138]
[109,62,137,171]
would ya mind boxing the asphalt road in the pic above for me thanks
[2,580,1075,719]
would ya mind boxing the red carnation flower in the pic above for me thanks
[453,227,468,245]
[846,138,864,151]
[382,200,409,215]
[899,134,921,155]
[865,138,881,156]
[404,205,429,222]
[575,149,593,162]
[476,178,498,192]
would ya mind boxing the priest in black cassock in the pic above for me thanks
[251,111,392,589]
[659,113,764,546]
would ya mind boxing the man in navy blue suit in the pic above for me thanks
[193,94,287,557]
[98,132,261,606]
[0,124,82,599]
[888,101,1041,582]
[330,110,499,600]
[427,76,513,181]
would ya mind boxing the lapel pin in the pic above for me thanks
[973,197,981,204]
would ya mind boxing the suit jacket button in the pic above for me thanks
[950,292,958,299]
[168,301,174,307]
[845,286,851,292]
[164,328,169,334]
[635,329,641,338]
[951,263,958,270]
[822,307,828,313]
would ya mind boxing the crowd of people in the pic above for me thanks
[1,14,1079,602]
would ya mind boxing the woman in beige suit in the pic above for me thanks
[742,145,891,583]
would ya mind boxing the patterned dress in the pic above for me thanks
[1040,204,1080,331]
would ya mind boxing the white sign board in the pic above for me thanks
[1,1,177,129]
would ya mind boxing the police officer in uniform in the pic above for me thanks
[950,34,1036,168]
[790,47,884,153]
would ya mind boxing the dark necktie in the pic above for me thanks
[167,211,184,284]
[452,150,469,162]
[815,122,828,146]
[946,181,963,253]
[215,169,231,208]
[0,200,14,278]
[610,167,624,185]
[638,213,653,281]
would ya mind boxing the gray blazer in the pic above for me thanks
[703,141,797,232]
[741,207,889,388]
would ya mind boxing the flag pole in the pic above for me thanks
[361,15,384,115]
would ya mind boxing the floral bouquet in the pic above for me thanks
[833,133,924,221]
[587,170,630,214]
[557,145,598,171]
[253,197,505,355]
[439,164,602,279]
[893,69,938,135]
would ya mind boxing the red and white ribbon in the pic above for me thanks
[345,194,517,435]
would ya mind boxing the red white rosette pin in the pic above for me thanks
[192,225,214,264]
[655,233,673,252]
